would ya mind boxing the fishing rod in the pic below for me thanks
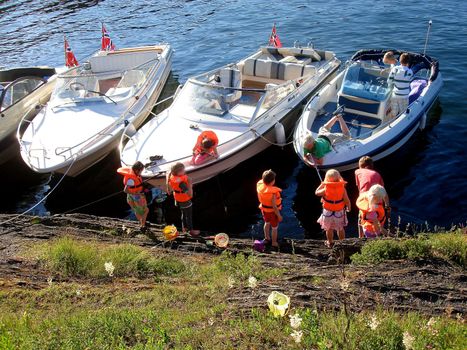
[423,20,433,55]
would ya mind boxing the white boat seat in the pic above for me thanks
[242,59,318,81]
[89,51,158,73]
[117,70,145,88]
[219,68,241,103]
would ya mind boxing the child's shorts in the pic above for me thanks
[262,211,280,228]
[317,209,347,231]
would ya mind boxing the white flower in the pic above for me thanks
[290,330,303,343]
[367,314,380,330]
[426,317,438,335]
[47,276,53,286]
[208,318,214,326]
[403,331,415,350]
[289,313,302,330]
[76,289,82,296]
[248,276,257,289]
[228,276,235,289]
[104,262,115,277]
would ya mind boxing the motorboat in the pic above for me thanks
[293,49,442,171]
[18,45,173,176]
[0,67,57,165]
[120,45,340,187]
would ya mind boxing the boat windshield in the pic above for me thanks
[173,80,232,117]
[341,62,390,102]
[51,69,102,101]
[1,77,44,111]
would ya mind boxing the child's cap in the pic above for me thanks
[368,184,387,203]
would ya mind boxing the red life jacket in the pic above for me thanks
[117,167,143,194]
[321,180,346,211]
[357,195,386,234]
[168,174,191,202]
[257,180,282,213]
[194,130,219,155]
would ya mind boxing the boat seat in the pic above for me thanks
[219,68,241,103]
[89,51,158,73]
[117,70,145,88]
[242,59,317,81]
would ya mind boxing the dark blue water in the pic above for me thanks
[1,0,466,238]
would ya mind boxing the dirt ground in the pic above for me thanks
[0,213,465,316]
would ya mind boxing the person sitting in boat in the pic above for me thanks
[387,53,413,120]
[303,114,351,165]
[383,51,398,67]
[356,184,388,238]
[192,130,219,165]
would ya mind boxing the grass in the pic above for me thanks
[351,231,467,267]
[0,236,464,349]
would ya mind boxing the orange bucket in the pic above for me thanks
[163,225,179,241]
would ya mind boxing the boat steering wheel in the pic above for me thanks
[70,82,86,91]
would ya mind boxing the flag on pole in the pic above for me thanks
[101,23,116,51]
[64,36,79,68]
[268,23,282,48]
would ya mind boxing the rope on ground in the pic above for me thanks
[0,155,79,226]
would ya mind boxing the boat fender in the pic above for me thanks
[419,112,427,130]
[274,122,286,146]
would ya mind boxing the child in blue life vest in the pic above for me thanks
[315,169,351,248]
[356,184,388,238]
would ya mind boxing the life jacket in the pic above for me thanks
[194,130,219,155]
[357,195,386,234]
[321,180,346,212]
[168,174,192,203]
[257,180,282,213]
[117,167,143,194]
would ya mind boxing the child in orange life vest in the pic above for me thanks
[315,169,351,248]
[192,130,219,165]
[117,161,149,231]
[356,184,388,238]
[166,162,200,236]
[257,169,282,248]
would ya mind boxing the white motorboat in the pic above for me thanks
[18,45,173,176]
[293,49,442,171]
[0,67,57,165]
[120,46,340,187]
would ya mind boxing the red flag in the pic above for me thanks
[64,36,79,68]
[268,23,282,48]
[101,23,116,51]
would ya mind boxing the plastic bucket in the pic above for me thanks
[214,233,229,248]
[163,225,179,241]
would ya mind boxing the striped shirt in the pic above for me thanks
[388,65,413,97]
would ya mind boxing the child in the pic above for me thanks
[355,156,390,237]
[257,169,282,249]
[315,169,351,248]
[387,53,413,119]
[167,162,199,236]
[117,161,149,231]
[383,51,398,66]
[356,184,388,238]
[192,130,219,165]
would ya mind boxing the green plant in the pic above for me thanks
[351,239,405,265]
[401,238,432,260]
[430,232,467,267]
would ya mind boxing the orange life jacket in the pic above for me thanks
[117,167,143,194]
[321,180,347,211]
[194,130,219,155]
[356,195,386,234]
[168,174,192,203]
[257,180,282,213]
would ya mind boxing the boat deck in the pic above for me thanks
[311,102,381,139]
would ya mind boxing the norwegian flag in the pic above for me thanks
[268,23,282,48]
[101,23,116,51]
[64,36,79,68]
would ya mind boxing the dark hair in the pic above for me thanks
[201,138,214,149]
[400,53,410,65]
[171,162,185,175]
[132,161,144,172]
[359,156,374,169]
[214,75,221,83]
[262,169,276,185]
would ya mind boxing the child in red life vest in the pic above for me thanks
[256,169,282,249]
[356,184,388,238]
[191,130,219,165]
[117,161,149,231]
[355,156,390,237]
[315,169,351,248]
[166,162,199,236]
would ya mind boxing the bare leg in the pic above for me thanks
[271,226,278,247]
[322,115,339,131]
[338,228,345,240]
[326,229,334,247]
[337,115,351,136]
[264,222,271,241]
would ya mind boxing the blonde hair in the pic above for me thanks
[324,169,341,182]
[303,133,314,147]
[367,184,387,208]
[383,51,396,64]
[171,162,185,175]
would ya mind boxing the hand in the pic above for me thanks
[277,215,283,222]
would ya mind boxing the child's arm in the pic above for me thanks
[187,176,193,198]
[165,172,172,194]
[271,194,283,222]
[343,189,351,212]
[315,183,325,196]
